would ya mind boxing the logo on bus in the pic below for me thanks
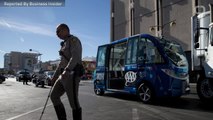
[125,71,137,86]
[96,73,104,80]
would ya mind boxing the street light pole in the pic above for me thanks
[29,49,42,71]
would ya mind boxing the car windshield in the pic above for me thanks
[48,71,54,76]
[45,71,54,76]
[158,38,188,66]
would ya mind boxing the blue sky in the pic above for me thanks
[0,0,110,68]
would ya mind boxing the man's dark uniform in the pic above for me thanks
[51,35,82,120]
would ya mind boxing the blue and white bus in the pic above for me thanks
[94,34,190,103]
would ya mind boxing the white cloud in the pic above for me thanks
[0,50,6,54]
[0,18,55,37]
[74,32,102,47]
[76,33,98,41]
[20,37,25,42]
[0,19,12,28]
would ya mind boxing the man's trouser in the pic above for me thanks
[23,78,28,85]
[50,72,81,120]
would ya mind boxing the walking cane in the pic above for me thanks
[39,86,53,120]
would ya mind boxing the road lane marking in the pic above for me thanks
[5,98,68,120]
[5,104,52,120]
[132,108,139,120]
[5,91,94,120]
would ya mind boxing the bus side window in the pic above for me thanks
[138,38,164,64]
[126,37,138,64]
[138,38,146,63]
[146,50,155,63]
[146,39,164,64]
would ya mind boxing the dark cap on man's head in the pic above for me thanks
[57,23,70,32]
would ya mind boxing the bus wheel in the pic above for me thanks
[94,82,104,95]
[137,82,154,103]
[197,77,213,103]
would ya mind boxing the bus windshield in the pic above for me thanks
[159,38,188,67]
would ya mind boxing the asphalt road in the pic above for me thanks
[0,78,213,120]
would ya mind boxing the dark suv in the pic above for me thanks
[16,71,31,82]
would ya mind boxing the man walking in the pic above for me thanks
[51,23,82,120]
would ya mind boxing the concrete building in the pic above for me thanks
[4,51,38,73]
[110,0,213,50]
[110,0,213,82]
[40,59,60,72]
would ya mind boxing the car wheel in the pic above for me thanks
[47,81,51,86]
[137,82,155,103]
[197,77,213,103]
[47,79,51,86]
[41,81,45,88]
[0,79,3,84]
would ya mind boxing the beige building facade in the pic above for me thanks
[4,51,38,72]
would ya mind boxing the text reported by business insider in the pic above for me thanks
[0,0,65,7]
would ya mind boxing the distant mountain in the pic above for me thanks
[82,56,96,61]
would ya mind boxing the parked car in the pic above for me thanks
[81,73,92,80]
[32,71,46,88]
[16,71,31,82]
[0,74,6,84]
[44,71,54,86]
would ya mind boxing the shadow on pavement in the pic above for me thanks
[33,85,52,89]
[152,97,213,112]
[102,92,213,113]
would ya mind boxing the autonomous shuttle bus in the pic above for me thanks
[94,34,190,103]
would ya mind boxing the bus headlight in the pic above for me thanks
[162,69,175,77]
[162,69,188,80]
[208,71,213,76]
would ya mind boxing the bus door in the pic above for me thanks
[124,36,139,87]
[107,40,127,90]
[96,45,109,90]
